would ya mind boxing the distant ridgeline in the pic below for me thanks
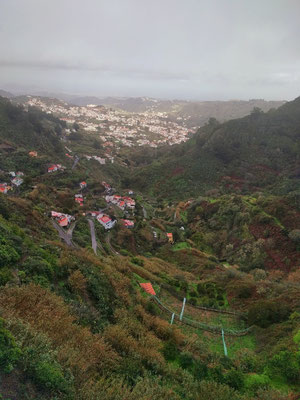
[129,96,300,199]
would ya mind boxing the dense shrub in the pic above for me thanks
[32,361,70,393]
[248,300,290,328]
[178,352,194,369]
[131,257,144,267]
[0,318,21,373]
[162,341,179,361]
[268,351,300,383]
[22,256,54,279]
[224,368,244,390]
[194,360,208,380]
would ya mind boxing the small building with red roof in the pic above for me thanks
[96,214,116,230]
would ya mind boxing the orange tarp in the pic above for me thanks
[140,283,156,296]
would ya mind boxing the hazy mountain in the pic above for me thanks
[0,89,14,98]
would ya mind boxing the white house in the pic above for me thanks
[97,214,116,230]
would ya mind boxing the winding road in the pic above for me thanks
[52,221,76,248]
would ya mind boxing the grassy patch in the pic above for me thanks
[173,242,191,251]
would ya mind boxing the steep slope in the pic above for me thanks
[130,96,300,199]
[0,96,299,400]
[0,97,65,154]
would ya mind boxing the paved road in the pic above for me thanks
[87,219,98,254]
[67,221,77,236]
[52,221,75,248]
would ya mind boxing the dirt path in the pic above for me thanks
[105,231,119,255]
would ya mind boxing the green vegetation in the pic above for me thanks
[0,95,299,399]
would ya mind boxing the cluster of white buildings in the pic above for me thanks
[9,171,24,187]
[105,195,135,211]
[0,171,24,193]
[48,164,65,173]
[84,154,114,164]
[24,97,195,151]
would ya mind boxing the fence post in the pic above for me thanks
[222,328,228,357]
[179,298,186,321]
[170,313,175,325]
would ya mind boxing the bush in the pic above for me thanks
[22,256,54,279]
[32,361,70,393]
[145,300,160,316]
[0,267,12,286]
[245,374,270,393]
[0,319,21,373]
[248,300,290,328]
[189,297,197,306]
[162,341,179,361]
[178,352,194,369]
[268,351,300,383]
[224,368,244,390]
[207,366,224,383]
[131,257,144,267]
[194,360,208,380]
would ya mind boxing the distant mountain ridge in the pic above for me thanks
[130,96,300,199]
[1,88,285,127]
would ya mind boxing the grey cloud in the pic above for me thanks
[0,0,299,100]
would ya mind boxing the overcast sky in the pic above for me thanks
[0,0,299,100]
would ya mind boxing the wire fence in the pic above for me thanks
[152,296,252,336]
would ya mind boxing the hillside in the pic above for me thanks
[0,90,14,99]
[130,96,300,199]
[0,96,299,400]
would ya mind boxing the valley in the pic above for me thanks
[0,95,299,400]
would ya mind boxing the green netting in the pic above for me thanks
[152,296,252,336]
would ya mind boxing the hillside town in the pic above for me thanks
[24,97,196,148]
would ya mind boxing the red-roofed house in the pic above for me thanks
[118,200,126,211]
[48,164,58,173]
[80,181,87,189]
[51,211,74,227]
[122,219,134,228]
[97,214,116,230]
[0,183,11,194]
[75,194,84,206]
[167,233,174,244]
[58,216,69,227]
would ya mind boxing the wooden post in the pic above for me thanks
[180,298,186,321]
